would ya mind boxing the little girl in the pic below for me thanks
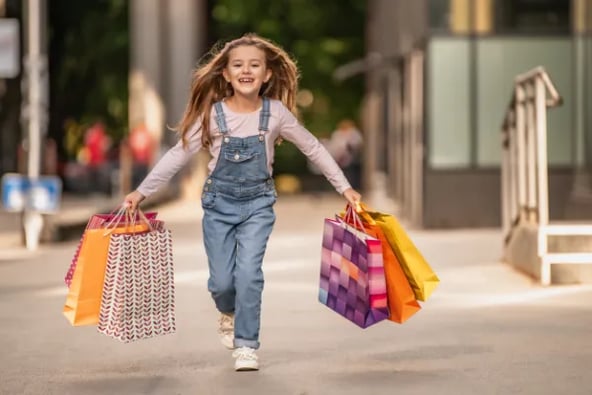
[124,33,361,371]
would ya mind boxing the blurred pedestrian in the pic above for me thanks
[123,33,361,371]
[83,122,111,194]
[327,119,363,189]
[84,122,110,168]
[128,123,155,188]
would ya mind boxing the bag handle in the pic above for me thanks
[334,208,375,241]
[342,201,376,226]
[356,202,377,225]
[103,205,154,236]
[102,205,128,233]
[342,203,367,232]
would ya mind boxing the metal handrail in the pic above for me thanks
[514,66,562,105]
[501,67,562,246]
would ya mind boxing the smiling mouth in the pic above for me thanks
[238,78,254,83]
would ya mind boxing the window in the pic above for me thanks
[495,0,571,34]
[429,0,454,32]
[429,0,571,35]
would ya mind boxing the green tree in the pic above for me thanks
[48,0,128,160]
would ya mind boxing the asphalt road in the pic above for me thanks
[1,194,592,395]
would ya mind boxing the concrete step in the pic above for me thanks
[541,223,592,284]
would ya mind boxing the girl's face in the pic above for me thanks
[223,45,272,99]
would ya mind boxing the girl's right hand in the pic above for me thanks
[343,188,362,210]
[124,190,145,211]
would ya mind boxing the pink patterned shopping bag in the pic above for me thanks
[64,211,158,287]
[97,227,176,343]
[318,217,389,328]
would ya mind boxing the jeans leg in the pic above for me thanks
[202,209,238,314]
[233,200,276,349]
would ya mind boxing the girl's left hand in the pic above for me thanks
[343,188,362,210]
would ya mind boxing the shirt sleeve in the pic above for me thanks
[136,121,203,198]
[276,103,352,194]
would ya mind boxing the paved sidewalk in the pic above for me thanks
[2,193,592,394]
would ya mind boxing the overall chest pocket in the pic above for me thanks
[223,150,259,163]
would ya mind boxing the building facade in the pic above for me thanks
[364,0,592,228]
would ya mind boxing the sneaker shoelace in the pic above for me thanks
[233,347,257,361]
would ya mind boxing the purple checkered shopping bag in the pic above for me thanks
[318,217,389,328]
[64,211,158,287]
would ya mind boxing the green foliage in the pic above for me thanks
[209,0,367,174]
[49,0,128,159]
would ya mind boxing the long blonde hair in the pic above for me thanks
[174,33,300,148]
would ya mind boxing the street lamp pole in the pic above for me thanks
[22,0,48,250]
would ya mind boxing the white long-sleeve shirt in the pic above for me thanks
[136,99,352,197]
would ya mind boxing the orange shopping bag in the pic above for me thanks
[340,206,421,324]
[63,218,151,326]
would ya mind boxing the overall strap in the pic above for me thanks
[258,97,271,132]
[213,102,229,134]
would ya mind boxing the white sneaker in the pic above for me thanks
[232,347,259,371]
[218,312,235,350]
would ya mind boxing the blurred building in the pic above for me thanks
[363,0,592,228]
[0,1,207,196]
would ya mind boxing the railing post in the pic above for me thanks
[535,76,549,227]
[515,85,527,224]
[501,111,512,244]
[525,83,538,223]
[508,116,518,231]
[501,105,518,244]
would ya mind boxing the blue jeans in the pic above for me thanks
[202,187,276,349]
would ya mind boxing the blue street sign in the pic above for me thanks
[1,173,62,213]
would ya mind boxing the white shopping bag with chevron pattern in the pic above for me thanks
[97,227,176,343]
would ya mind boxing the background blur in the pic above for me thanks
[1,0,591,231]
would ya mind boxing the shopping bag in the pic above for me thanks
[64,211,158,287]
[340,207,421,324]
[63,218,157,326]
[97,227,176,343]
[318,216,389,328]
[359,203,439,302]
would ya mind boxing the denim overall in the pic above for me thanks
[201,97,276,350]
